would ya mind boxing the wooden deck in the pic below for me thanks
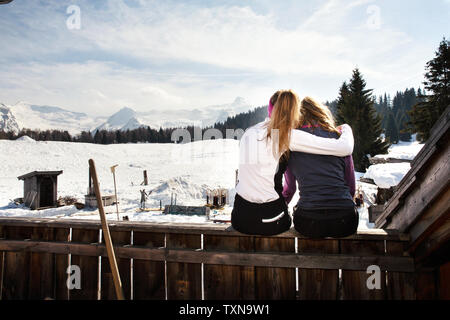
[0,217,416,300]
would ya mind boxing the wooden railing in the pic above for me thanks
[0,217,416,300]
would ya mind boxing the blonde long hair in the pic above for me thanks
[300,96,340,135]
[266,90,300,159]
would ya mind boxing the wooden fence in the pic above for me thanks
[0,217,417,300]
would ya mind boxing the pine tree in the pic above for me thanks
[336,68,390,171]
[409,38,450,142]
[385,112,399,144]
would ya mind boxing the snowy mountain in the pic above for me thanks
[0,101,104,135]
[0,97,254,134]
[94,107,141,132]
[0,103,20,133]
[94,97,253,132]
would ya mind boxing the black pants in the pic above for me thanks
[293,206,359,239]
[231,194,292,236]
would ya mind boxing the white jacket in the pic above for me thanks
[236,119,354,203]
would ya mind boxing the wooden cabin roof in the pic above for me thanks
[17,170,63,180]
[375,106,449,230]
[375,106,449,269]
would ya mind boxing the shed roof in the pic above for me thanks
[17,170,63,180]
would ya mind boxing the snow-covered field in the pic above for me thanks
[0,138,238,223]
[0,136,424,230]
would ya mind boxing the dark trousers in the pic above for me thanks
[231,194,291,236]
[293,206,359,238]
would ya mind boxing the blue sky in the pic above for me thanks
[0,0,448,115]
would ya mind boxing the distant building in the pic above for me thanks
[17,171,63,210]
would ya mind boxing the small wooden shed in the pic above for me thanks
[17,171,63,210]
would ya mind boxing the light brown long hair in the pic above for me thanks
[300,96,340,135]
[266,90,300,159]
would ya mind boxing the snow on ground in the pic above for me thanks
[373,135,424,161]
[0,138,238,223]
[356,136,425,228]
[363,136,425,188]
[363,163,412,188]
[0,135,425,230]
[15,135,36,142]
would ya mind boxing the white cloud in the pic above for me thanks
[70,0,427,81]
[0,60,272,116]
[0,0,440,113]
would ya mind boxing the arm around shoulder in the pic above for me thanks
[289,124,354,156]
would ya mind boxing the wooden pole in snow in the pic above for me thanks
[89,159,125,300]
[143,170,148,186]
[110,164,119,221]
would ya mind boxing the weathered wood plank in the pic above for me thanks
[341,240,387,300]
[439,261,450,300]
[0,217,410,241]
[386,241,416,300]
[132,231,165,300]
[254,237,296,300]
[381,137,450,230]
[203,235,255,300]
[69,229,100,300]
[408,188,450,248]
[235,237,255,300]
[0,238,415,272]
[166,233,201,300]
[28,227,55,299]
[298,239,339,300]
[416,270,437,300]
[412,218,450,265]
[54,228,70,300]
[0,225,4,300]
[1,226,33,300]
[101,231,131,300]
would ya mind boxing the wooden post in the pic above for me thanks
[143,170,148,186]
[89,159,125,300]
[110,165,119,221]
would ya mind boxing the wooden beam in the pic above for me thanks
[407,189,450,250]
[387,143,450,231]
[412,218,450,265]
[0,217,410,242]
[377,116,450,228]
[0,239,415,273]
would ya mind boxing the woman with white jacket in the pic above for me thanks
[232,90,354,236]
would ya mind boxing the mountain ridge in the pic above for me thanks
[0,97,254,135]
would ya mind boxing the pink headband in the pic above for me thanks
[268,100,274,118]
